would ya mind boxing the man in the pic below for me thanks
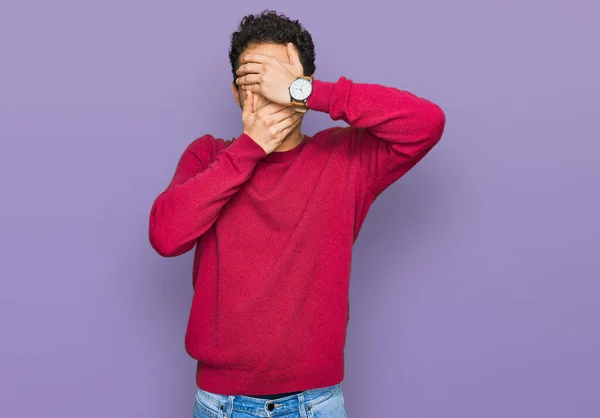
[149,10,446,418]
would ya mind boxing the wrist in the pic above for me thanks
[303,78,336,113]
[237,132,268,157]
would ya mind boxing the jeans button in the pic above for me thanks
[267,403,275,411]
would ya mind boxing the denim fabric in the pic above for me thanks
[194,382,347,417]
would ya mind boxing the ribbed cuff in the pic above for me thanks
[230,133,268,161]
[306,79,336,113]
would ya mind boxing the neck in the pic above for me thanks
[273,124,304,152]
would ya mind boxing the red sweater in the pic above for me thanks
[149,76,445,395]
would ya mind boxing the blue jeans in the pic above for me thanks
[194,382,347,418]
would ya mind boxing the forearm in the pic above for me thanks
[307,76,446,152]
[306,76,446,197]
[149,134,265,257]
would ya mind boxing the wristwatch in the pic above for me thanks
[289,75,314,113]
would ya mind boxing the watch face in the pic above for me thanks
[290,78,312,101]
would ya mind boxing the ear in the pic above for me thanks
[232,82,242,109]
[286,43,304,74]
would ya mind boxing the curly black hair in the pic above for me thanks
[229,10,316,85]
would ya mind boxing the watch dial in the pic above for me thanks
[291,79,312,101]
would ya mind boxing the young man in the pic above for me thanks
[149,10,446,418]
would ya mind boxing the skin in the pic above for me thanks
[232,42,308,152]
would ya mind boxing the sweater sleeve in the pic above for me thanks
[149,133,266,257]
[307,76,446,198]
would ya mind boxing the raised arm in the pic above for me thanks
[236,44,446,198]
[307,76,446,197]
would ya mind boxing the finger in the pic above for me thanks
[252,90,262,112]
[242,84,261,95]
[279,114,303,138]
[255,96,271,112]
[273,112,302,134]
[269,106,298,124]
[236,63,262,76]
[243,89,254,114]
[241,53,272,64]
[236,74,260,86]
[257,102,287,117]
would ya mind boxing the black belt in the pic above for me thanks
[244,390,303,399]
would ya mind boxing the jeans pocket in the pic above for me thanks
[194,389,222,418]
[307,386,347,418]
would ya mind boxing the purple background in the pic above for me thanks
[1,1,598,417]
